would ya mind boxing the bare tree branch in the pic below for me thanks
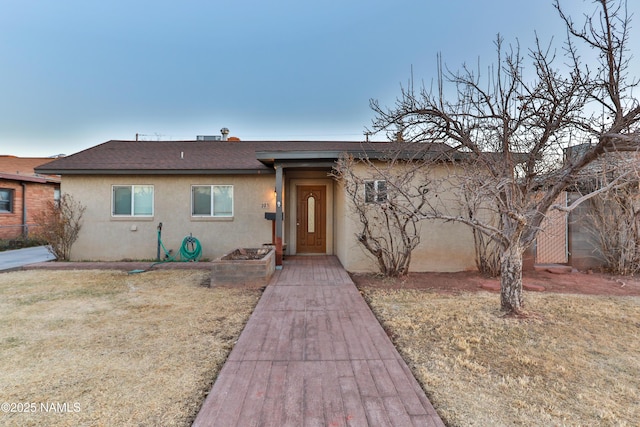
[362,0,640,314]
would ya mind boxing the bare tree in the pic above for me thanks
[579,153,640,274]
[33,194,86,261]
[368,0,640,314]
[588,186,640,275]
[332,151,430,276]
[460,165,503,277]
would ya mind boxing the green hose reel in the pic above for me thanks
[128,224,202,274]
[177,235,203,262]
[159,232,202,262]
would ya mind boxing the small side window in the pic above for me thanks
[364,180,387,203]
[0,188,14,213]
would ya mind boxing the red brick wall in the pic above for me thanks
[0,180,59,239]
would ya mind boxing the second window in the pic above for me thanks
[192,185,233,217]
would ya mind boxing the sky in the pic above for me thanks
[1,0,639,157]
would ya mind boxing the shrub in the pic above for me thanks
[33,194,86,261]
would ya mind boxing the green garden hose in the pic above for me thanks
[128,231,202,274]
[158,233,202,262]
[178,235,202,261]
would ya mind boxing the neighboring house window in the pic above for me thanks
[112,185,154,216]
[192,185,233,217]
[0,188,13,213]
[365,180,387,203]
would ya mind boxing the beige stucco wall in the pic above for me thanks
[62,174,276,261]
[61,162,477,272]
[333,174,350,264]
[334,162,478,273]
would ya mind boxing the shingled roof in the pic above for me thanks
[0,155,61,183]
[35,140,454,175]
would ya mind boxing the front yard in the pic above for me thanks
[357,272,640,426]
[0,270,261,426]
[3,267,639,426]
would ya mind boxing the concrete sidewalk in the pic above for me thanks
[193,256,444,426]
[0,246,56,271]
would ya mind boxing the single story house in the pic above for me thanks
[0,156,61,239]
[35,138,478,272]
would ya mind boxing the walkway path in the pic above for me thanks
[193,256,444,426]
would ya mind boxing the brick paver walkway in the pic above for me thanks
[193,256,444,427]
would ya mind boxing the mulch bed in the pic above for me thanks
[351,268,640,296]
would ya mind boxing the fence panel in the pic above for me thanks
[536,192,568,264]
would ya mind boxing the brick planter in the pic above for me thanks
[210,248,275,287]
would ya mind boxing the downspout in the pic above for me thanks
[21,182,27,238]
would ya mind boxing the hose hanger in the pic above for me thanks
[128,225,202,274]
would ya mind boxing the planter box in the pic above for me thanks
[210,248,275,287]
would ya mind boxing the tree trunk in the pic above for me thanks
[500,244,524,313]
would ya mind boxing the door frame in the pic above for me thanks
[288,179,334,255]
[296,185,327,253]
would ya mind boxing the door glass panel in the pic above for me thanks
[307,196,315,233]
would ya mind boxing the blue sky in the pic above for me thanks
[1,0,639,157]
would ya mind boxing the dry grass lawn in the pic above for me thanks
[0,269,261,427]
[362,288,640,426]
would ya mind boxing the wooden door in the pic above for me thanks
[296,186,326,253]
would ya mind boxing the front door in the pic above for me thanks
[296,185,326,253]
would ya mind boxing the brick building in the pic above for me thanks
[0,156,61,239]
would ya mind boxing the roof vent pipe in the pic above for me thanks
[220,127,230,141]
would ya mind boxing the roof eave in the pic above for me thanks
[34,168,274,176]
[0,173,61,184]
[254,148,421,165]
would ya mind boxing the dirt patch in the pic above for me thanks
[222,248,271,261]
[351,269,640,296]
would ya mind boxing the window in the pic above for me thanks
[307,195,315,233]
[0,188,13,213]
[192,185,233,217]
[364,180,387,203]
[112,185,154,216]
[54,188,61,207]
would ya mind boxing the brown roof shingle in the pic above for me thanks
[34,140,455,175]
[34,140,355,174]
[0,155,61,183]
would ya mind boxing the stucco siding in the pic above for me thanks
[62,161,477,271]
[333,178,350,265]
[337,207,476,273]
[335,162,477,273]
[63,175,275,261]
